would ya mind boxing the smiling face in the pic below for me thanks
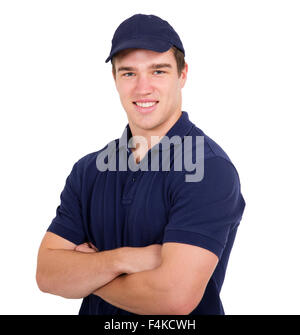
[113,48,188,139]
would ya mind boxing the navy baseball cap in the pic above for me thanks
[105,14,185,63]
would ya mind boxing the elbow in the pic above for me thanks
[36,270,49,294]
[36,254,52,294]
[36,270,82,299]
[151,268,204,315]
[165,297,197,315]
[164,289,204,315]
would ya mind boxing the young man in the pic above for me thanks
[36,14,246,315]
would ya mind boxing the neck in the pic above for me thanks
[128,110,182,163]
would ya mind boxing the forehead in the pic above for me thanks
[114,48,175,67]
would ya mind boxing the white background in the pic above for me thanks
[0,0,299,315]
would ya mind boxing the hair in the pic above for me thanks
[111,46,186,78]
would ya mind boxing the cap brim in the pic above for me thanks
[105,37,173,63]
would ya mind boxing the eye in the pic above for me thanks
[123,72,135,77]
[154,70,165,75]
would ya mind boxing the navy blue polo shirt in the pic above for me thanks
[47,111,246,315]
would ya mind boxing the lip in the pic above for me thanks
[134,99,158,103]
[133,101,159,114]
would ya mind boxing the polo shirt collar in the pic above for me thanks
[118,111,194,152]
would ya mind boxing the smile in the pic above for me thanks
[135,101,157,107]
[133,101,159,114]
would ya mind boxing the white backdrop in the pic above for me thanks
[0,0,299,315]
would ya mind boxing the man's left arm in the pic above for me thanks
[92,242,218,315]
[92,158,245,314]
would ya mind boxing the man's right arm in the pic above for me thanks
[36,232,161,299]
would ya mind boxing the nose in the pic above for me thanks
[134,74,154,96]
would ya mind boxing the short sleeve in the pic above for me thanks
[47,161,86,245]
[163,157,246,259]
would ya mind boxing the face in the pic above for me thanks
[113,48,188,137]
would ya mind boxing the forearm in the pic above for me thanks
[36,248,125,299]
[93,267,179,315]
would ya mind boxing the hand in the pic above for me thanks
[75,242,99,253]
[125,244,162,274]
[75,242,162,274]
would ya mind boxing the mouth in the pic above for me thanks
[133,101,159,114]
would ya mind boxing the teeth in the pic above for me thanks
[135,101,157,108]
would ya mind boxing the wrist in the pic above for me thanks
[110,247,132,275]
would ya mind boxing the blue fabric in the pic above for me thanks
[47,111,246,315]
[105,14,185,63]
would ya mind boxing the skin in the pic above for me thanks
[36,232,162,299]
[113,48,188,162]
[82,241,218,315]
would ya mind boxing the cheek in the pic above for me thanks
[163,84,177,103]
[118,86,132,104]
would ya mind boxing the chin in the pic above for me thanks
[135,119,159,131]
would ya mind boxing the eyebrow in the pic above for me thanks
[117,63,172,73]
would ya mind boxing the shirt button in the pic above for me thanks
[132,177,135,182]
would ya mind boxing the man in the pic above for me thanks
[36,13,246,315]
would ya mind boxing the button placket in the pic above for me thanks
[121,145,143,205]
[122,171,140,205]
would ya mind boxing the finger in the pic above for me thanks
[77,247,96,253]
[75,243,88,249]
[75,244,96,253]
[88,243,99,252]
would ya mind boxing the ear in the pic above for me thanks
[180,62,188,88]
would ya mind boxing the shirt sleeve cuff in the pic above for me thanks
[162,229,224,259]
[47,221,85,246]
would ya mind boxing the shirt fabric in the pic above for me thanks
[47,111,246,315]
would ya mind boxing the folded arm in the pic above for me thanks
[36,232,161,299]
[93,242,219,315]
